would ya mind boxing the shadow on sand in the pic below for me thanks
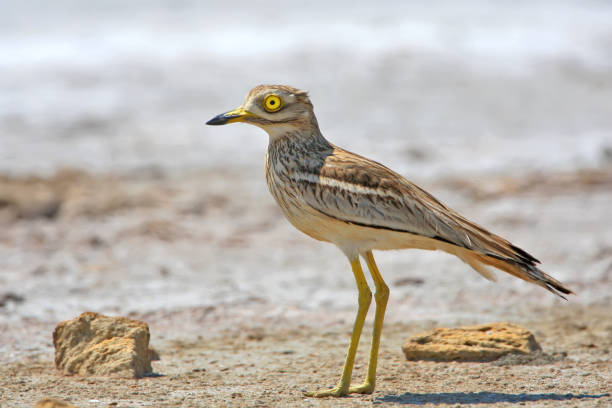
[375,392,610,405]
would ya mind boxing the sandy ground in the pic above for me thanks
[0,301,610,407]
[0,169,610,407]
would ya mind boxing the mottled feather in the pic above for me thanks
[239,85,572,298]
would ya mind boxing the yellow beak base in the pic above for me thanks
[206,107,254,125]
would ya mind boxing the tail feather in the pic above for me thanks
[431,213,574,299]
[471,252,573,299]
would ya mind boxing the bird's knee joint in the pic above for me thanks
[374,285,389,303]
[358,289,372,307]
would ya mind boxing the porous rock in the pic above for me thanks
[35,398,77,408]
[402,322,541,362]
[53,312,154,377]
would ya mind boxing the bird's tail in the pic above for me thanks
[459,250,574,299]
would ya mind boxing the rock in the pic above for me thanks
[402,322,541,362]
[35,398,77,408]
[53,312,154,377]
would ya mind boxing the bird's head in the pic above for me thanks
[206,85,319,138]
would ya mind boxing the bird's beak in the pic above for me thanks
[206,107,254,126]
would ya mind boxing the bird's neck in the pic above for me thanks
[267,127,330,150]
[265,117,330,148]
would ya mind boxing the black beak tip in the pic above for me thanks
[206,115,227,126]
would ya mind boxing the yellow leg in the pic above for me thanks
[305,256,372,397]
[350,250,389,394]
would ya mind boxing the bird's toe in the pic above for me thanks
[304,386,350,398]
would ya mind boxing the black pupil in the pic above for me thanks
[270,100,276,105]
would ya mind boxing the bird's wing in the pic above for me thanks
[296,146,539,266]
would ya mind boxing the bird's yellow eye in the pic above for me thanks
[263,94,283,112]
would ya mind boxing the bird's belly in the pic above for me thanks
[288,207,440,253]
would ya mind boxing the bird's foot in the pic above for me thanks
[349,382,374,394]
[303,385,349,398]
[304,382,374,398]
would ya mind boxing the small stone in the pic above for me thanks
[402,322,541,362]
[35,398,77,408]
[53,312,154,377]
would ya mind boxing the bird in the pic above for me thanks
[206,84,573,398]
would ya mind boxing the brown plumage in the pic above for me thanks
[267,136,572,298]
[206,84,573,397]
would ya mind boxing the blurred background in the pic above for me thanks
[1,0,611,359]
